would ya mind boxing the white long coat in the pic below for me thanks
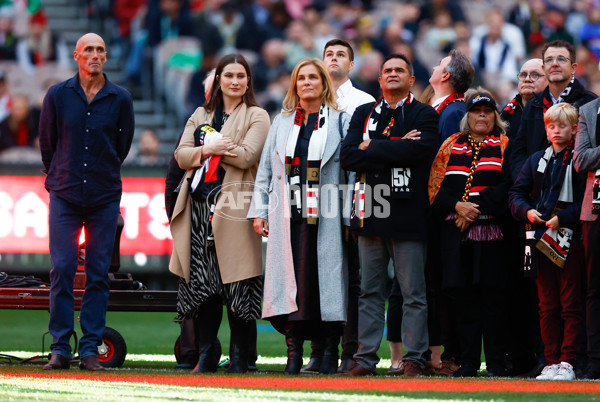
[247,108,351,321]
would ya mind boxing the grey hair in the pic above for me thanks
[444,49,474,94]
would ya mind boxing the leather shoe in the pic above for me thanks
[403,360,424,377]
[386,361,405,376]
[300,356,322,373]
[43,354,70,370]
[423,361,439,376]
[336,357,355,374]
[79,355,105,371]
[343,362,376,376]
[437,359,460,376]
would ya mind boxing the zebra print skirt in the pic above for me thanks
[177,198,263,321]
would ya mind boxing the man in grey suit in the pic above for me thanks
[574,97,600,379]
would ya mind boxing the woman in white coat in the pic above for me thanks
[248,58,350,374]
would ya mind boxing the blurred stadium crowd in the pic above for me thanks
[1,0,600,165]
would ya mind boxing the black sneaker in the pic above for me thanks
[451,365,478,378]
[581,363,600,380]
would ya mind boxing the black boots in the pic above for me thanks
[300,339,324,373]
[191,295,222,373]
[226,313,253,374]
[191,342,218,373]
[284,336,304,375]
[319,336,340,374]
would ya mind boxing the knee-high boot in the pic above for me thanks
[226,308,251,374]
[284,335,304,375]
[319,336,340,374]
[191,295,222,373]
[248,320,258,371]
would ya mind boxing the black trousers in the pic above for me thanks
[448,285,507,372]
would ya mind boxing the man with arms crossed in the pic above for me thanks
[340,54,438,377]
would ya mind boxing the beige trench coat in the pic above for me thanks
[169,104,270,283]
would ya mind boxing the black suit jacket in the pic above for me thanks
[340,98,439,240]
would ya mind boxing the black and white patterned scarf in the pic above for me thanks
[285,105,328,225]
[526,141,575,269]
[353,94,413,227]
[542,75,575,113]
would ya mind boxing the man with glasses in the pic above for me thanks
[510,40,596,180]
[501,59,547,139]
[502,58,550,377]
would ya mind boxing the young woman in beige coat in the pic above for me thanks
[169,53,270,374]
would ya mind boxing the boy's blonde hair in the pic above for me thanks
[544,103,578,127]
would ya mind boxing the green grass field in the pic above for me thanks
[0,309,384,359]
[2,310,600,401]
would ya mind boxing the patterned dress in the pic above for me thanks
[177,111,263,321]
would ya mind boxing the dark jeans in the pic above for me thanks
[48,192,120,358]
[536,240,584,366]
[582,221,600,363]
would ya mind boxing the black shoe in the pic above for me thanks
[516,360,545,378]
[486,365,506,378]
[319,337,339,375]
[451,365,478,377]
[192,343,218,373]
[174,361,196,370]
[336,357,356,374]
[319,352,339,374]
[300,356,322,373]
[582,363,600,380]
[226,344,249,374]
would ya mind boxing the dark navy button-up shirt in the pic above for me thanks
[39,73,135,207]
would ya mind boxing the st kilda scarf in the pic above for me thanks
[529,142,575,269]
[190,124,223,202]
[435,92,464,115]
[428,131,508,241]
[285,105,328,225]
[542,75,575,114]
[502,94,521,116]
[353,94,413,228]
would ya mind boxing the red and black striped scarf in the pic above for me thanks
[435,92,464,115]
[444,131,504,200]
[444,131,505,241]
[502,95,520,116]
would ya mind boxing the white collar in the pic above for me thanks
[383,93,412,109]
[337,79,353,98]
[431,95,449,109]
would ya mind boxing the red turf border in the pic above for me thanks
[2,372,600,394]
